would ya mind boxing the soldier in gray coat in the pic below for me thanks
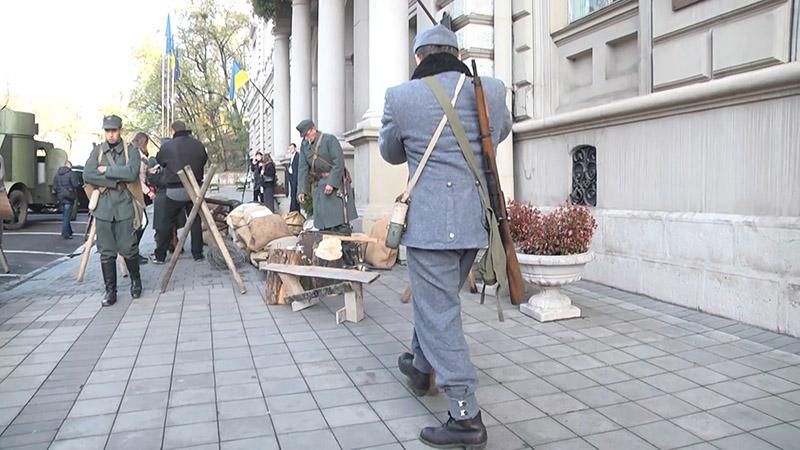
[379,22,511,449]
[296,119,358,233]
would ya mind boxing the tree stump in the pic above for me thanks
[264,248,302,305]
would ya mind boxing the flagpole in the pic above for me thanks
[161,50,165,137]
[247,80,274,109]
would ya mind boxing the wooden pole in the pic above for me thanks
[0,247,9,274]
[77,190,101,282]
[77,218,96,282]
[159,166,217,293]
[181,167,247,294]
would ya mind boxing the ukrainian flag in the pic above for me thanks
[229,61,250,104]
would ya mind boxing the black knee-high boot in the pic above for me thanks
[126,257,142,299]
[101,258,117,307]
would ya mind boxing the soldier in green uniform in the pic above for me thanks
[83,115,143,306]
[296,119,358,233]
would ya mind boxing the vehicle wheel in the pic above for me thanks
[70,199,78,221]
[4,190,28,230]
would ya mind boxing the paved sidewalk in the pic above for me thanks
[1,236,800,449]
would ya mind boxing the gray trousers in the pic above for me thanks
[407,247,480,420]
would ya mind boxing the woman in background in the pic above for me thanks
[262,153,276,212]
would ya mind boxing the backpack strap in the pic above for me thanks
[424,76,507,321]
[401,74,466,203]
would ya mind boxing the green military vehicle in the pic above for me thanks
[0,109,87,229]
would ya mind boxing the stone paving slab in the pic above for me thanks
[1,233,800,449]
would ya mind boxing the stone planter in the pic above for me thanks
[517,252,594,322]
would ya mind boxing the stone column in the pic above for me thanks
[317,0,346,136]
[363,0,408,124]
[272,18,291,162]
[494,0,515,198]
[290,0,312,134]
[345,0,409,232]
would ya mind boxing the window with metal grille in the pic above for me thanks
[570,145,597,206]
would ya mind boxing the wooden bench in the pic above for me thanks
[259,263,380,324]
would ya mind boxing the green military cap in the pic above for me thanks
[413,23,459,53]
[296,119,315,137]
[102,115,123,130]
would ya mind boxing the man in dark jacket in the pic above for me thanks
[52,160,82,239]
[152,120,208,263]
[286,143,300,212]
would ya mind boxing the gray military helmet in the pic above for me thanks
[413,23,458,53]
[102,115,123,130]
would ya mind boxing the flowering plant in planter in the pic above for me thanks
[507,200,597,255]
[506,200,597,322]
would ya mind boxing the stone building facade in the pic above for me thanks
[244,0,800,336]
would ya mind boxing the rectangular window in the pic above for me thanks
[569,0,617,22]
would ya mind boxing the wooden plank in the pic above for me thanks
[322,234,379,244]
[259,263,380,284]
[344,283,365,323]
[284,282,353,304]
[292,298,319,312]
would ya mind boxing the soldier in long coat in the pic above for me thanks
[378,23,512,449]
[295,119,357,233]
[83,115,143,306]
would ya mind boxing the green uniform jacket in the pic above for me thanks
[297,132,358,230]
[83,142,141,222]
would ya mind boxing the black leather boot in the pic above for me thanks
[419,411,487,450]
[126,257,142,299]
[398,352,430,396]
[100,259,117,307]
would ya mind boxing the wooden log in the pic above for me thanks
[264,248,302,305]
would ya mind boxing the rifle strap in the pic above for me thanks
[401,74,466,203]
[425,76,506,321]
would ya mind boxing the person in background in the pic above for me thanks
[51,160,82,239]
[286,143,300,212]
[296,119,357,233]
[152,120,208,263]
[262,153,276,212]
[146,148,184,257]
[132,132,155,264]
[250,151,265,204]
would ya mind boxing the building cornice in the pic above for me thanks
[513,62,800,139]
[451,13,493,31]
[551,0,638,45]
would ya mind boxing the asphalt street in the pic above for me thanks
[0,213,89,287]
